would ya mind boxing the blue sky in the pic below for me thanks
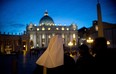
[0,0,116,34]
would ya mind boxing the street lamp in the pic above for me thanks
[68,41,73,57]
[107,40,110,45]
[86,37,94,43]
[86,37,94,48]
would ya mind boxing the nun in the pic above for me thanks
[33,35,75,74]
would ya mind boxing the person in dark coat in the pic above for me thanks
[91,37,116,73]
[75,44,95,73]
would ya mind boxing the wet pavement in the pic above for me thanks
[0,51,41,74]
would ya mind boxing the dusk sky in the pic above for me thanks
[0,0,116,34]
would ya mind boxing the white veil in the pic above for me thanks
[36,35,64,68]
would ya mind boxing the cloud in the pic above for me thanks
[0,21,26,34]
[9,23,26,33]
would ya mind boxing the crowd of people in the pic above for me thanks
[33,35,116,74]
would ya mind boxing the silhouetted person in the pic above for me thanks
[92,37,116,73]
[33,35,75,74]
[75,44,95,73]
[63,44,75,74]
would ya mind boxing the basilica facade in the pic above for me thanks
[0,11,78,53]
[26,11,78,49]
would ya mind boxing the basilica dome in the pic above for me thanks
[39,11,54,26]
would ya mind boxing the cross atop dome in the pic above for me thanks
[44,10,48,16]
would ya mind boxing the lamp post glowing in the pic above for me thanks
[107,41,110,45]
[86,37,94,48]
[68,41,73,56]
[87,37,94,43]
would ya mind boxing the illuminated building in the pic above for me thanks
[78,20,116,48]
[0,11,78,53]
[26,11,78,49]
[89,20,116,48]
[78,1,116,48]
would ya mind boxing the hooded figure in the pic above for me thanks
[36,35,64,68]
[33,35,75,74]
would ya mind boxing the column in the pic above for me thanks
[39,34,42,47]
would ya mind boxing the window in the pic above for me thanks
[62,27,64,30]
[48,35,51,38]
[42,34,45,39]
[62,34,64,38]
[67,28,69,30]
[37,44,39,47]
[48,28,51,30]
[52,33,55,36]
[56,28,59,30]
[30,35,33,40]
[73,34,76,38]
[42,27,45,30]
[37,28,39,31]
[95,25,98,31]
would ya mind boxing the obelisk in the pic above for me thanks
[97,0,104,37]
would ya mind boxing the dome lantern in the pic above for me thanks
[44,10,48,16]
[39,10,54,26]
